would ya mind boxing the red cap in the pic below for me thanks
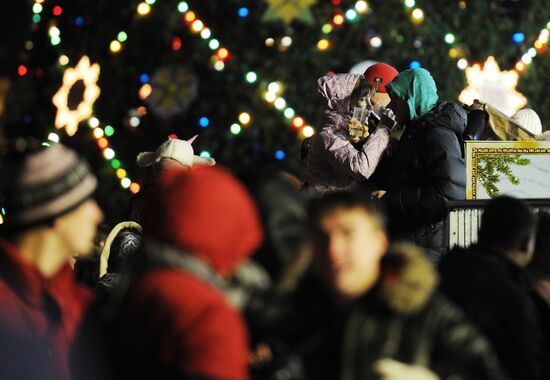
[364,63,399,93]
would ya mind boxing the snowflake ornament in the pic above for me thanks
[459,56,527,116]
[52,56,100,136]
[263,0,317,25]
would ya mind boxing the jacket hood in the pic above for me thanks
[386,68,438,121]
[141,166,263,276]
[318,73,364,114]
[378,242,439,315]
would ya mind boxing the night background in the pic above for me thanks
[1,0,549,225]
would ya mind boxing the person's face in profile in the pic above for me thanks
[387,96,409,124]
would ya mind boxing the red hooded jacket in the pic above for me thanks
[112,166,263,380]
[0,237,92,380]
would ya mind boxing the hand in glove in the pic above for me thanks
[378,107,398,131]
[373,358,440,380]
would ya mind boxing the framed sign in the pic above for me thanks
[466,141,550,200]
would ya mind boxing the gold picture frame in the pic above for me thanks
[466,140,550,200]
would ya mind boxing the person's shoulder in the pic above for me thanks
[425,102,467,135]
[132,269,233,311]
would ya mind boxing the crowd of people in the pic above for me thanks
[0,63,549,380]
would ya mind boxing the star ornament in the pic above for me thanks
[52,56,101,136]
[459,56,527,116]
[263,0,317,25]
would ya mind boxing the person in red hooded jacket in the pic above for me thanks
[105,165,263,380]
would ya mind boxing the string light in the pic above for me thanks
[48,132,60,143]
[17,65,27,76]
[292,117,304,128]
[177,2,189,13]
[117,31,128,42]
[411,8,424,23]
[238,7,249,18]
[238,112,251,125]
[264,91,277,103]
[230,123,242,135]
[317,39,330,50]
[137,2,151,15]
[245,71,257,83]
[110,40,122,53]
[274,98,286,110]
[267,82,281,94]
[302,126,315,138]
[355,1,368,13]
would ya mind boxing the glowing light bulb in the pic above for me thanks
[267,82,281,93]
[137,3,151,15]
[110,40,122,53]
[317,39,330,50]
[411,8,424,22]
[302,126,315,137]
[355,1,368,13]
[239,112,251,125]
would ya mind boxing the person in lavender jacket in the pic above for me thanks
[305,73,397,195]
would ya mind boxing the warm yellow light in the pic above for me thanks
[110,40,122,53]
[239,112,251,125]
[448,48,458,58]
[459,56,526,116]
[59,55,69,65]
[317,39,330,50]
[93,128,104,139]
[264,91,277,103]
[191,20,204,32]
[116,168,127,179]
[52,56,101,136]
[302,126,315,138]
[355,1,368,13]
[139,84,152,99]
[411,8,424,22]
[515,62,525,72]
[137,2,151,15]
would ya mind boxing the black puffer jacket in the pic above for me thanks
[382,101,467,260]
[440,246,550,380]
[343,243,509,380]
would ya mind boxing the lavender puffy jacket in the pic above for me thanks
[305,73,390,195]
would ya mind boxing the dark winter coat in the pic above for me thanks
[340,244,508,380]
[440,246,550,380]
[279,244,508,380]
[381,101,467,260]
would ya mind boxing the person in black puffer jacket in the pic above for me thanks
[373,68,466,262]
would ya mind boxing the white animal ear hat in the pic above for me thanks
[136,135,216,168]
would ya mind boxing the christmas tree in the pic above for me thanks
[1,0,549,223]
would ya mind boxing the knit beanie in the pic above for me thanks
[141,165,263,276]
[511,109,542,136]
[1,139,97,228]
[364,63,399,93]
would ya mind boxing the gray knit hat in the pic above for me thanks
[1,139,97,228]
